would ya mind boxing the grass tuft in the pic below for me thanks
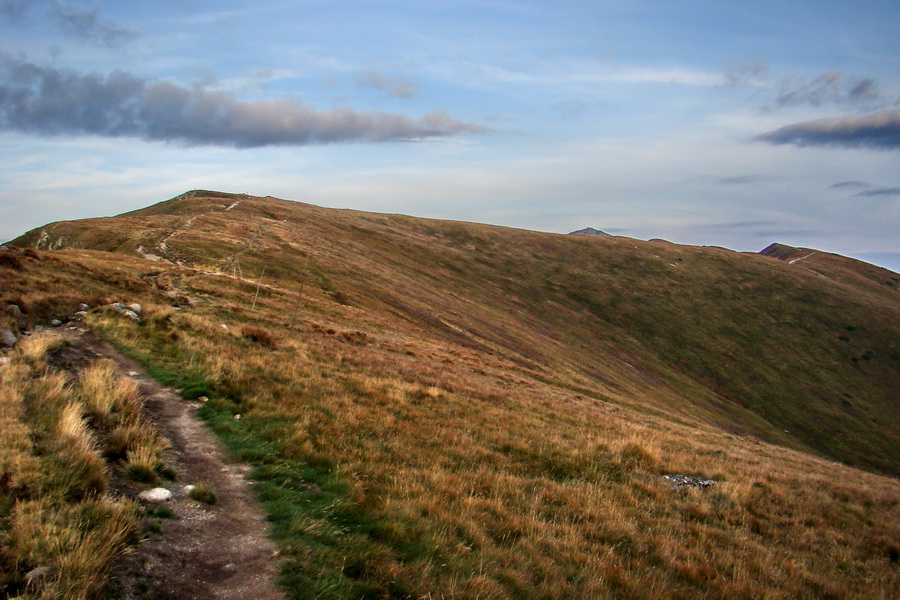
[188,482,218,505]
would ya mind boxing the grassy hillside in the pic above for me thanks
[4,191,899,598]
[12,191,899,475]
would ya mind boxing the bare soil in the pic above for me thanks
[55,329,285,600]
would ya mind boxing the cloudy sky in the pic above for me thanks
[2,1,899,270]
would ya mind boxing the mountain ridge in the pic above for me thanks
[3,189,899,598]
[9,190,899,476]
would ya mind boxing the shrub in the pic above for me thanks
[240,325,276,348]
[0,252,23,270]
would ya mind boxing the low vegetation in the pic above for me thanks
[3,192,899,598]
[0,333,156,599]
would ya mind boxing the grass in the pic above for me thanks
[0,332,147,599]
[188,482,218,505]
[5,191,900,599]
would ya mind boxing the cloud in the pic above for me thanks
[719,175,762,185]
[551,99,589,119]
[756,109,900,150]
[0,56,486,147]
[772,72,885,108]
[830,180,870,190]
[356,68,418,99]
[723,59,768,87]
[1,1,137,45]
[0,0,32,21]
[855,187,900,197]
[50,2,138,46]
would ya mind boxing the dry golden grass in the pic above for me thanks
[87,298,900,599]
[0,333,151,598]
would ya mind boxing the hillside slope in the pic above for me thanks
[3,191,899,598]
[13,191,900,476]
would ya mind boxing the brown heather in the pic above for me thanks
[3,190,899,598]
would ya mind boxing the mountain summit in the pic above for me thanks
[568,226,612,236]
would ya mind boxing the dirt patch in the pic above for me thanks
[56,329,284,600]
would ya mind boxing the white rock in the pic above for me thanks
[49,319,62,327]
[78,303,90,312]
[138,487,173,503]
[127,303,142,314]
[73,311,88,319]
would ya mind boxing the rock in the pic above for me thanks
[126,303,142,314]
[197,396,208,403]
[663,474,716,489]
[49,319,62,327]
[184,484,196,495]
[138,487,173,503]
[78,303,90,312]
[110,303,140,321]
[6,304,22,315]
[25,566,54,587]
[73,311,88,319]
[1,328,17,348]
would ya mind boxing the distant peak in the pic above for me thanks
[569,227,611,237]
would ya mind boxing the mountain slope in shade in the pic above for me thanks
[10,190,899,476]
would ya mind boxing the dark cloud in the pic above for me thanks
[50,2,138,46]
[854,187,900,197]
[755,109,900,150]
[772,72,885,108]
[0,56,485,147]
[830,180,870,190]
[356,69,418,99]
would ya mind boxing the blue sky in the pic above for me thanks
[2,1,899,270]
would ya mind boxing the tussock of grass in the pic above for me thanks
[188,482,218,505]
[78,359,142,426]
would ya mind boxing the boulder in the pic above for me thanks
[138,487,173,503]
[6,304,22,315]
[78,303,90,312]
[49,319,62,327]
[110,303,140,321]
[126,303,142,314]
[1,328,17,348]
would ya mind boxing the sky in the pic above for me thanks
[1,1,899,271]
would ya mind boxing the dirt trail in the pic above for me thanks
[58,331,284,600]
